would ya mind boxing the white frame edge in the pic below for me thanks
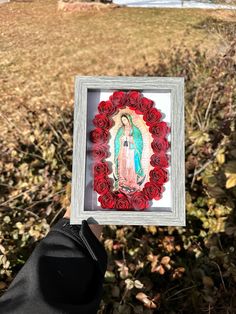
[71,76,185,226]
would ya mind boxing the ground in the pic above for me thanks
[0,2,236,312]
[0,0,235,137]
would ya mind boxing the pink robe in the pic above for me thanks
[117,126,140,193]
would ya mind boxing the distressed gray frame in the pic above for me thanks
[71,76,185,226]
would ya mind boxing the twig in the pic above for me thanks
[119,247,129,305]
[210,260,227,293]
[192,86,200,126]
[191,158,214,189]
[163,284,180,296]
[0,111,22,136]
[44,108,68,145]
[208,303,212,314]
[11,205,40,219]
[55,151,67,168]
[166,285,197,301]
[191,158,214,188]
[23,208,40,219]
[49,207,65,226]
[13,145,45,162]
[9,188,65,220]
[120,287,129,305]
[59,111,70,135]
[0,184,43,207]
[47,120,62,143]
[195,110,203,130]
[217,234,224,252]
[167,293,188,302]
[203,91,214,130]
[0,183,10,187]
[22,200,50,212]
[22,188,66,212]
[190,136,228,188]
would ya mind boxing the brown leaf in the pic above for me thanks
[155,265,165,275]
[115,260,124,268]
[111,285,120,298]
[161,256,171,265]
[202,276,214,288]
[172,267,185,279]
[152,292,161,303]
[136,292,149,302]
[104,239,113,251]
[120,265,129,279]
[125,278,134,290]
[136,292,157,309]
[134,280,144,289]
[0,282,7,290]
[226,174,236,189]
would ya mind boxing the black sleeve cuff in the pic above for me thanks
[50,217,108,276]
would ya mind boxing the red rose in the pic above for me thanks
[151,138,170,153]
[93,114,112,129]
[149,122,170,138]
[150,153,169,168]
[143,108,162,126]
[98,192,116,209]
[127,91,142,109]
[94,177,111,195]
[92,144,108,160]
[150,167,168,185]
[90,128,109,144]
[94,162,110,178]
[143,182,164,200]
[115,193,131,210]
[131,191,149,210]
[138,97,154,113]
[109,91,127,108]
[98,100,117,116]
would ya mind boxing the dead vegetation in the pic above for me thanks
[0,1,236,313]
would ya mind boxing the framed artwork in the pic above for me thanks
[71,76,185,226]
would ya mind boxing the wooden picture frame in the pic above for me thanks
[71,76,185,226]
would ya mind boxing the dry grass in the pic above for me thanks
[0,0,235,138]
[0,3,236,312]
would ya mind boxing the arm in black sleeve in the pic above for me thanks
[0,218,108,314]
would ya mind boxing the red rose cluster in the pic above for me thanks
[90,90,170,211]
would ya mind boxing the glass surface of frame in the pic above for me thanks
[85,89,172,212]
[71,76,185,226]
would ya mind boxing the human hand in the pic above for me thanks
[63,206,103,241]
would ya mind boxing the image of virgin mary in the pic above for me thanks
[114,113,145,194]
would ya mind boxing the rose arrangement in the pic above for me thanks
[90,90,170,211]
